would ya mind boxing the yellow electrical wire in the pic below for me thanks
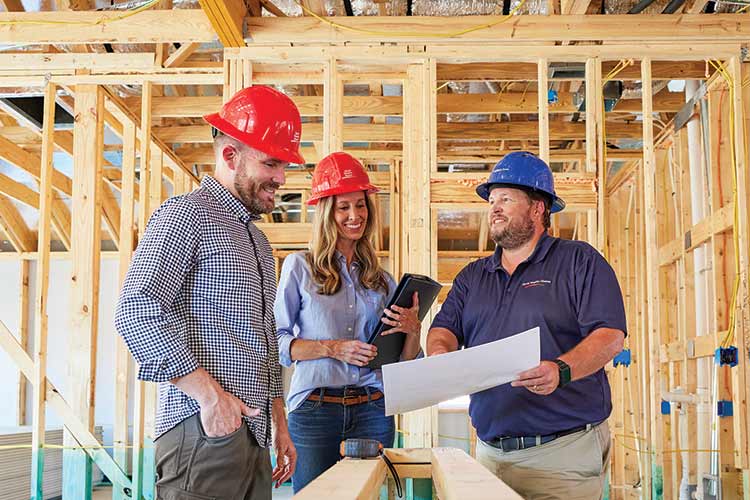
[615,434,722,455]
[705,59,742,350]
[737,3,750,13]
[0,0,160,27]
[293,0,528,38]
[597,59,633,260]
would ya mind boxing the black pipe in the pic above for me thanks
[406,0,413,16]
[343,0,354,16]
[502,0,511,15]
[627,0,659,14]
[662,0,687,14]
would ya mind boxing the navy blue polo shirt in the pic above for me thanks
[431,233,626,441]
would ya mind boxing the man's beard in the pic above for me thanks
[490,209,535,250]
[234,167,279,215]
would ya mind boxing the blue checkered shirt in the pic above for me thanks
[114,175,283,446]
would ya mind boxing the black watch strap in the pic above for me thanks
[554,359,572,388]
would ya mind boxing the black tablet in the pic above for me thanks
[366,273,442,370]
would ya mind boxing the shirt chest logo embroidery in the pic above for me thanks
[521,279,551,289]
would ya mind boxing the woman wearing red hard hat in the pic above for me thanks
[274,152,422,492]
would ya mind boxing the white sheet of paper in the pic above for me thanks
[382,327,540,416]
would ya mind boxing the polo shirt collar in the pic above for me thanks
[485,232,556,272]
[201,175,260,224]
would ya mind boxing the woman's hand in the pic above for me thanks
[327,340,377,367]
[380,291,421,338]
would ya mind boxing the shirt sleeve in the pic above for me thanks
[114,197,202,382]
[575,247,628,338]
[274,253,304,367]
[429,266,471,347]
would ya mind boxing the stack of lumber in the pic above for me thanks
[0,427,103,500]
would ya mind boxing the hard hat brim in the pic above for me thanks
[307,184,380,206]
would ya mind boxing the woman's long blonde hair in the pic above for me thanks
[306,192,388,296]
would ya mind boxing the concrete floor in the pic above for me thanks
[92,484,295,499]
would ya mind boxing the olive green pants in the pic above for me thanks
[476,421,611,500]
[155,413,272,500]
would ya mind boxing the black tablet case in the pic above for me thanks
[366,273,442,370]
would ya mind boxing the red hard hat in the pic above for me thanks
[203,86,305,165]
[307,152,379,206]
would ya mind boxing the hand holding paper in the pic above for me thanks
[382,327,541,416]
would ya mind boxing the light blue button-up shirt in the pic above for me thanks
[274,251,396,412]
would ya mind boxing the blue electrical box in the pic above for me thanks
[715,346,738,367]
[660,400,671,415]
[718,401,733,417]
[614,349,631,367]
[547,89,559,105]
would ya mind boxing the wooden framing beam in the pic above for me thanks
[113,119,136,500]
[0,195,34,252]
[163,42,202,68]
[431,448,523,499]
[0,10,215,44]
[130,92,682,120]
[29,82,55,500]
[641,57,662,498]
[197,0,246,47]
[0,320,132,493]
[16,259,29,426]
[437,61,710,82]
[63,84,104,498]
[103,87,199,184]
[658,202,734,266]
[0,0,25,11]
[245,15,750,45]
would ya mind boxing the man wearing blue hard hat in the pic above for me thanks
[427,151,626,499]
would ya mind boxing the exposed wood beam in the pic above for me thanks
[0,135,73,196]
[0,53,156,72]
[131,92,682,120]
[437,61,710,82]
[687,0,709,13]
[0,0,25,11]
[102,87,199,184]
[560,0,592,14]
[0,173,39,209]
[0,12,743,45]
[163,42,202,68]
[0,10,215,44]
[197,0,246,47]
[245,15,750,44]
[0,195,34,252]
[300,0,326,15]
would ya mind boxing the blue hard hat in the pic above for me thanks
[475,151,565,213]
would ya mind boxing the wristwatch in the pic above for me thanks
[554,359,572,388]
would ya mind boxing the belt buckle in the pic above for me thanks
[500,437,522,452]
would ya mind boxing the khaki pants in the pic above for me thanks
[155,414,272,500]
[476,421,611,500]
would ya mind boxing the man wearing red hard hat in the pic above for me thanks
[116,86,301,500]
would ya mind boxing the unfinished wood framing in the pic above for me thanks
[296,447,523,500]
[0,10,748,499]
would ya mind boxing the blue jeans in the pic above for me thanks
[288,387,395,493]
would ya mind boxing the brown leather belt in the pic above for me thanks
[307,390,384,406]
